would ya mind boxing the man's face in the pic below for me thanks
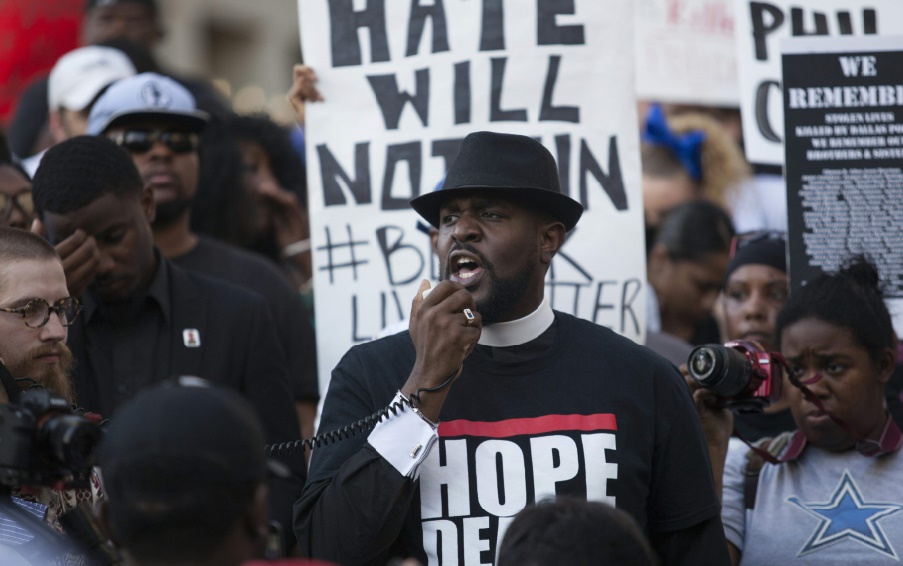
[436,194,555,324]
[0,259,75,402]
[42,191,157,304]
[82,2,162,51]
[50,109,91,144]
[0,165,34,230]
[107,122,200,227]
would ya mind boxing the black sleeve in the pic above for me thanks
[284,294,319,402]
[649,515,731,566]
[647,360,729,565]
[296,446,415,565]
[293,344,415,564]
[240,301,306,544]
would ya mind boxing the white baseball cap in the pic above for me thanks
[47,46,136,112]
[87,72,209,135]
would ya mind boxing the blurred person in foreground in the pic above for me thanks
[497,498,657,566]
[692,257,903,564]
[98,378,276,565]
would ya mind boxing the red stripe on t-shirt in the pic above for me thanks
[438,414,617,438]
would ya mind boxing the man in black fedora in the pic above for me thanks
[295,131,729,565]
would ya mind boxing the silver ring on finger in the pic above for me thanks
[463,308,476,326]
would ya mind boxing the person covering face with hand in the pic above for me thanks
[29,135,305,546]
[86,73,320,444]
[295,131,729,566]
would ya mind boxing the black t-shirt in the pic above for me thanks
[172,236,318,401]
[298,312,727,565]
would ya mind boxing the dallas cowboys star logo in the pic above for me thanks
[788,470,903,558]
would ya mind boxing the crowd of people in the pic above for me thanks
[1,0,902,565]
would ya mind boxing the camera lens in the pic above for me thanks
[41,415,102,472]
[687,344,752,398]
[690,347,717,380]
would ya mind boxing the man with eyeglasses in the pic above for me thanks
[0,136,35,230]
[0,226,107,566]
[29,135,305,548]
[84,73,320,445]
[0,227,77,404]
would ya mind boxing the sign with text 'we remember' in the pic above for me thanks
[736,0,903,166]
[782,35,903,333]
[298,0,646,393]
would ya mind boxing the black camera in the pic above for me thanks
[687,340,783,412]
[0,387,103,489]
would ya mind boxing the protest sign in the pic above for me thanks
[634,0,739,106]
[298,0,646,393]
[735,0,903,166]
[782,35,903,333]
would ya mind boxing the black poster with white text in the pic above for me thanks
[782,36,903,302]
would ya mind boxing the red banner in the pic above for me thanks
[0,0,83,126]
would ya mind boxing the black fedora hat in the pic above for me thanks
[410,131,584,231]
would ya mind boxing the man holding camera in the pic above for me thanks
[0,226,104,564]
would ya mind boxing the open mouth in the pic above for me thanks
[448,251,484,287]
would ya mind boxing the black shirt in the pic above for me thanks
[172,236,318,401]
[68,253,306,536]
[296,312,729,565]
[80,251,172,406]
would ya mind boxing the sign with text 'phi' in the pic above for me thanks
[736,0,903,166]
[299,0,646,393]
[634,0,739,106]
[781,35,903,334]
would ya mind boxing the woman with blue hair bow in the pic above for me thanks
[641,105,749,244]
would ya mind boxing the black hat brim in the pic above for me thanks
[99,109,208,134]
[410,185,584,232]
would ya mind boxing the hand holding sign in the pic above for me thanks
[403,279,481,422]
[287,64,323,125]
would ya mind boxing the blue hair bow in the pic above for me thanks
[642,104,705,182]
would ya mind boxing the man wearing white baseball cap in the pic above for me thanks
[21,46,135,177]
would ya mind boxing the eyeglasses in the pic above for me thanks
[108,129,200,154]
[729,230,786,259]
[0,297,81,328]
[0,190,34,221]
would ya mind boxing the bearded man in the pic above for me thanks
[0,226,102,557]
[295,132,729,565]
[0,226,77,403]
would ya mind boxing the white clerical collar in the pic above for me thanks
[478,296,554,347]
